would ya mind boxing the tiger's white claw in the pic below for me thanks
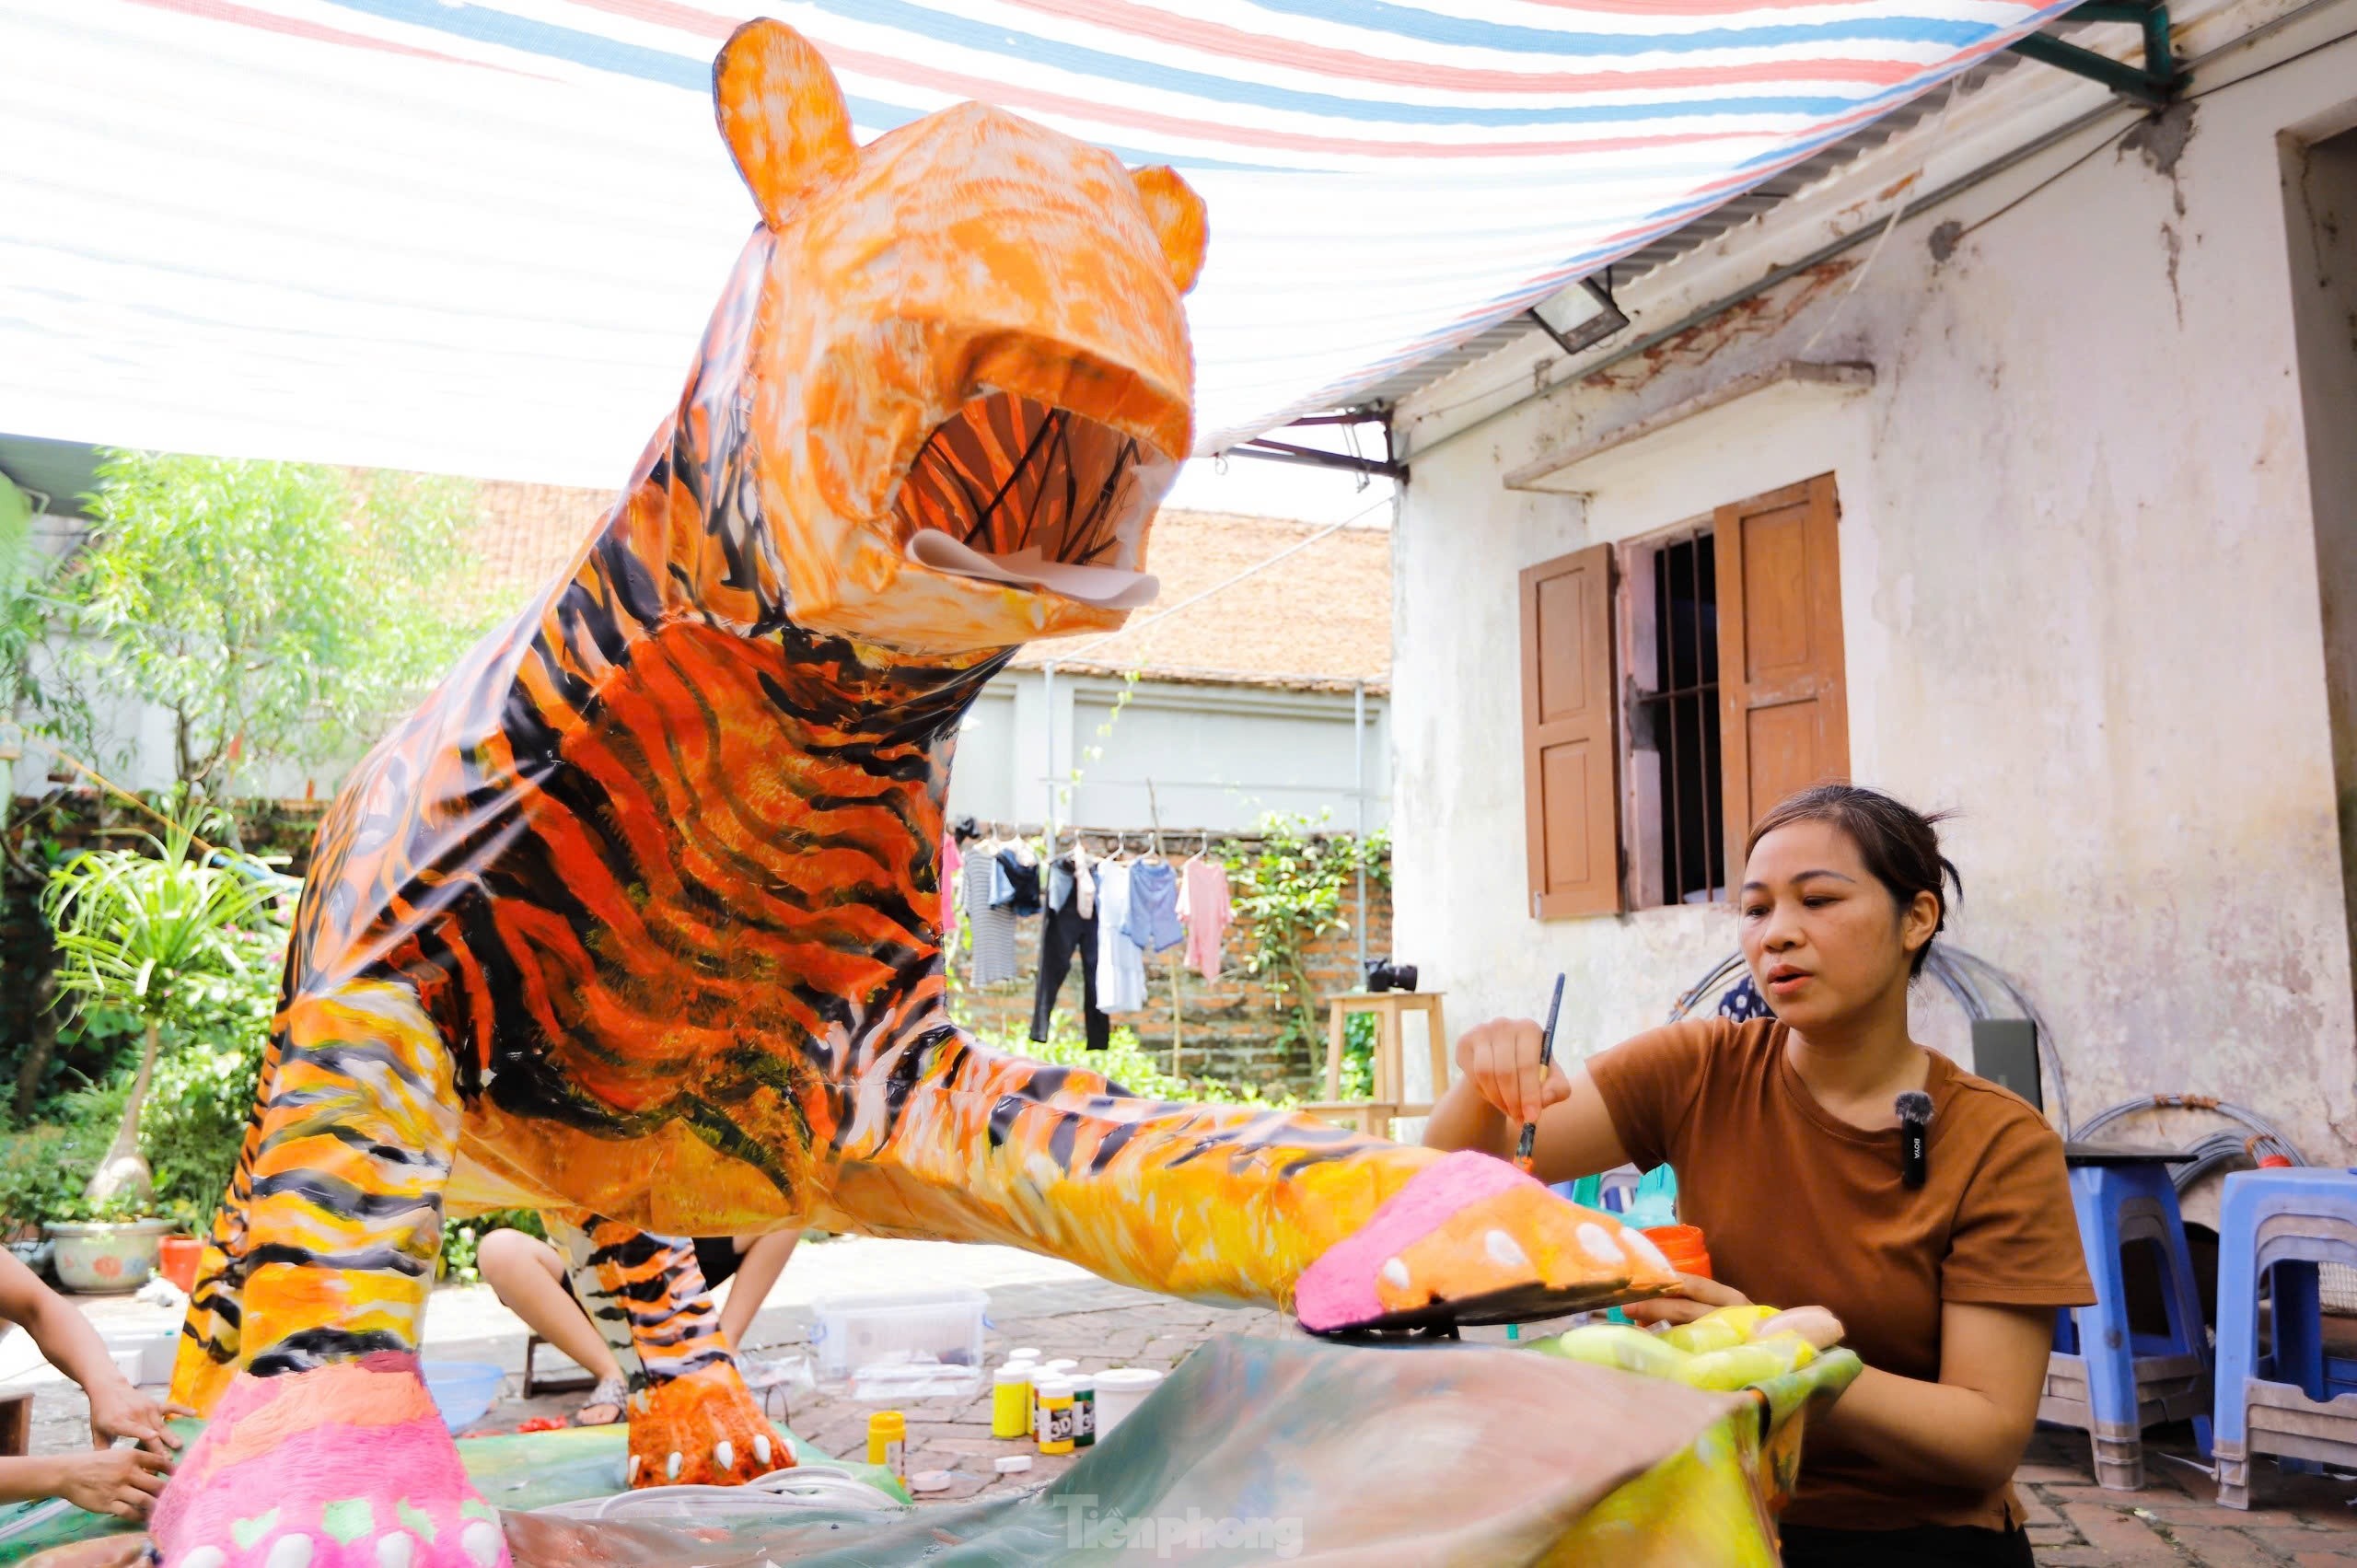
[752,1434,772,1466]
[460,1521,504,1567]
[714,1440,733,1471]
[666,1450,682,1481]
[373,1532,413,1568]
[1484,1228,1530,1270]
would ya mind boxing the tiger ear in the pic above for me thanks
[1130,166,1208,295]
[713,19,856,228]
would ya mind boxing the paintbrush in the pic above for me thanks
[1514,974,1566,1175]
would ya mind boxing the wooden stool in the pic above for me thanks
[1325,991,1448,1108]
[0,1388,32,1458]
[1301,992,1449,1141]
[1299,1101,1403,1138]
[522,1334,597,1398]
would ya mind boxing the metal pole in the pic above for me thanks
[1354,680,1368,972]
[1043,662,1057,838]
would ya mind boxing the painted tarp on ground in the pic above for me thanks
[11,1335,1858,1566]
[0,1424,901,1566]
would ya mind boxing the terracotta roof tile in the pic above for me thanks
[463,484,1390,691]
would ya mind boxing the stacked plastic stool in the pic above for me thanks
[2212,1167,2357,1508]
[2039,1153,2212,1490]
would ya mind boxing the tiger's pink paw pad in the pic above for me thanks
[151,1360,509,1568]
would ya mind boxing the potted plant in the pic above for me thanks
[37,802,280,1290]
[43,1191,174,1294]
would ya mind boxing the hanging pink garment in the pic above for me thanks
[1178,858,1232,981]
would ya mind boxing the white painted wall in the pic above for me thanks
[946,667,1390,835]
[1389,15,2357,1162]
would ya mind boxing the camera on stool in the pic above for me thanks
[1364,959,1418,993]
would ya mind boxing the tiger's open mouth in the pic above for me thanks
[893,390,1171,610]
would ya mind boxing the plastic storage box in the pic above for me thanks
[810,1287,988,1395]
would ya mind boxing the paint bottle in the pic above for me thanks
[1071,1373,1097,1447]
[1034,1376,1075,1456]
[1005,1350,1040,1434]
[992,1363,1033,1439]
[866,1410,907,1481]
[1035,1356,1076,1438]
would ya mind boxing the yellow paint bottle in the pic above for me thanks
[867,1410,906,1480]
[992,1363,1032,1439]
[1035,1377,1075,1456]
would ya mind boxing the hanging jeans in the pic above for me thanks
[1030,884,1110,1051]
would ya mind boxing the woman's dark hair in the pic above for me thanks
[1745,784,1961,977]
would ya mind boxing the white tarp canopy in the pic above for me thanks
[1,1,2073,487]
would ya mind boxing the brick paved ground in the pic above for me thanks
[15,1237,2356,1562]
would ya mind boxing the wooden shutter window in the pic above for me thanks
[1714,473,1850,867]
[1521,543,1621,918]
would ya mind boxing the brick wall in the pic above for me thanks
[949,847,1394,1098]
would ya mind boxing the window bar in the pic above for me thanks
[1663,543,1685,907]
[1694,532,1716,902]
[1681,533,1702,900]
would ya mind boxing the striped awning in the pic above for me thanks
[1,2,2074,485]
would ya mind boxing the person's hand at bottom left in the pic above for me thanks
[49,1446,170,1520]
[86,1378,190,1458]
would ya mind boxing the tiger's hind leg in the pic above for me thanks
[149,979,509,1568]
[544,1214,790,1488]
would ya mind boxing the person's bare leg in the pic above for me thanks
[717,1232,798,1349]
[475,1228,625,1388]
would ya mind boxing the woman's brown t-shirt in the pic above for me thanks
[1585,1017,2093,1532]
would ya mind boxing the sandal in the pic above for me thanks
[575,1376,629,1428]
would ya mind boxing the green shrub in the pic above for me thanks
[0,1083,127,1231]
[441,1208,544,1285]
[138,918,280,1227]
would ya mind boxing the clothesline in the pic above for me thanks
[949,830,1235,1074]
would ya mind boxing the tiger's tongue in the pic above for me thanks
[904,530,1159,610]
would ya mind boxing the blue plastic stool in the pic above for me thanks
[1556,1167,1678,1324]
[2212,1167,2357,1509]
[1562,1165,1678,1227]
[2039,1160,2212,1491]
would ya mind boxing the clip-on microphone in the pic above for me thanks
[1896,1090,1933,1190]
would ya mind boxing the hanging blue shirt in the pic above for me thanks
[1122,860,1184,954]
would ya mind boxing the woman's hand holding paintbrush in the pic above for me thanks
[1515,975,1566,1173]
[1447,983,1573,1171]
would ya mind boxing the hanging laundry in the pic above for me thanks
[1093,859,1148,1014]
[993,844,1043,916]
[1123,859,1184,954]
[965,847,1020,986]
[1178,858,1233,982]
[1031,869,1110,1051]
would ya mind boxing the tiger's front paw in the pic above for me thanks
[1295,1149,1678,1332]
[625,1362,794,1488]
[150,1356,508,1568]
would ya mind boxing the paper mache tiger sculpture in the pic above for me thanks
[148,22,1674,1568]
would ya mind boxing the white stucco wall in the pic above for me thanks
[1390,17,2357,1163]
